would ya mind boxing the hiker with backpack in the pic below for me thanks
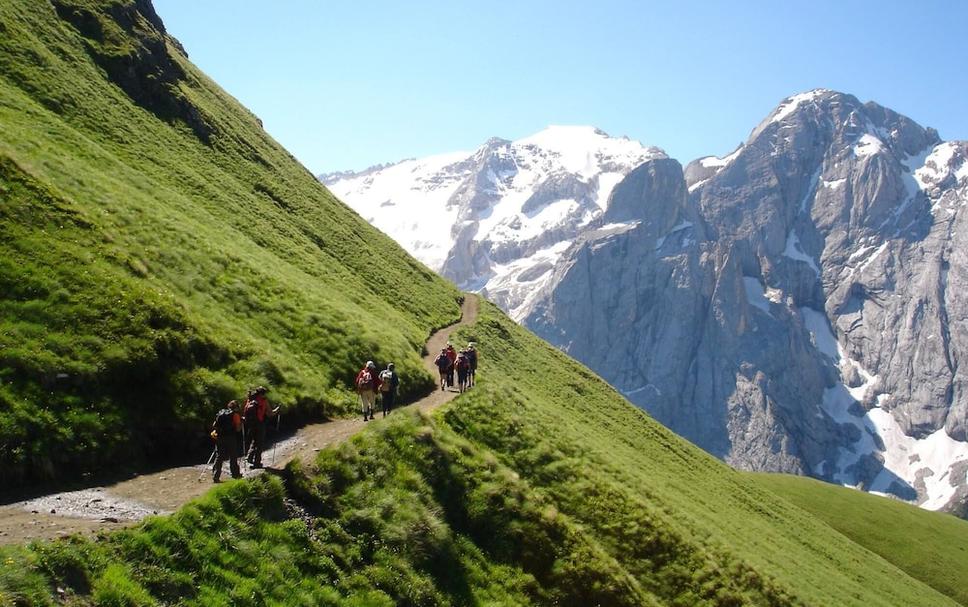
[445,343,457,387]
[212,400,243,482]
[379,362,399,417]
[244,386,278,468]
[356,360,383,421]
[456,349,470,393]
[466,342,478,387]
[433,348,451,391]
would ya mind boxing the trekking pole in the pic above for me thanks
[270,411,281,467]
[241,425,248,473]
[197,447,217,482]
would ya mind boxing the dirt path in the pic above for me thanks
[0,295,479,545]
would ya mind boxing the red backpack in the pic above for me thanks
[356,369,374,390]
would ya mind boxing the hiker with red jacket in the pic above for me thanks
[445,342,458,387]
[433,348,451,391]
[244,386,278,468]
[356,360,382,421]
[212,400,243,482]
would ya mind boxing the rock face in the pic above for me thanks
[322,126,665,319]
[526,90,968,510]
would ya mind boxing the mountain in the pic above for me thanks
[3,3,968,605]
[322,126,665,319]
[0,0,461,487]
[525,89,968,511]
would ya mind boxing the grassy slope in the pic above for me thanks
[1,302,959,606]
[750,472,968,606]
[0,0,460,486]
[442,302,957,606]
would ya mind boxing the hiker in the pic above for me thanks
[379,362,399,417]
[433,348,451,391]
[244,386,278,468]
[456,349,470,393]
[356,360,382,421]
[466,342,478,387]
[212,400,243,482]
[445,342,457,387]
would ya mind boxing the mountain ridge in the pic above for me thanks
[526,88,968,511]
[322,124,665,319]
[327,88,968,513]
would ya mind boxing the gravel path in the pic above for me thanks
[0,295,478,545]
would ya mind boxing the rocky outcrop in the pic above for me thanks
[526,90,968,511]
[52,0,214,142]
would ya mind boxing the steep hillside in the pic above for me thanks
[0,0,460,487]
[1,303,959,606]
[750,472,968,606]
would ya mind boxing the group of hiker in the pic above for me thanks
[354,360,399,421]
[209,386,279,483]
[433,342,478,393]
[210,343,479,482]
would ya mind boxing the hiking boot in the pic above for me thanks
[232,473,243,479]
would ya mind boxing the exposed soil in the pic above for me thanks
[0,295,478,545]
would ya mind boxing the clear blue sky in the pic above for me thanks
[154,1,967,174]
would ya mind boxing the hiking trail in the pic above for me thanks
[0,295,479,545]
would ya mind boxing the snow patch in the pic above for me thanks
[688,179,708,193]
[803,305,968,510]
[743,277,773,315]
[783,231,820,276]
[654,220,693,251]
[699,146,744,171]
[853,134,885,158]
[771,89,828,124]
[801,308,839,360]
[484,241,574,321]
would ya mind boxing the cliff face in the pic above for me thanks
[526,90,968,510]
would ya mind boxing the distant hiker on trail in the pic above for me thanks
[466,342,478,387]
[356,361,382,421]
[212,400,243,483]
[456,349,470,393]
[434,348,451,391]
[445,342,457,387]
[379,363,399,417]
[244,386,278,468]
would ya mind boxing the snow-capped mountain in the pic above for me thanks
[526,90,968,512]
[320,92,968,514]
[321,126,665,319]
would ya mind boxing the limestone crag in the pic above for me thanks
[526,90,968,510]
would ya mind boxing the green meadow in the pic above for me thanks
[2,303,962,606]
[750,472,968,606]
[0,0,459,486]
